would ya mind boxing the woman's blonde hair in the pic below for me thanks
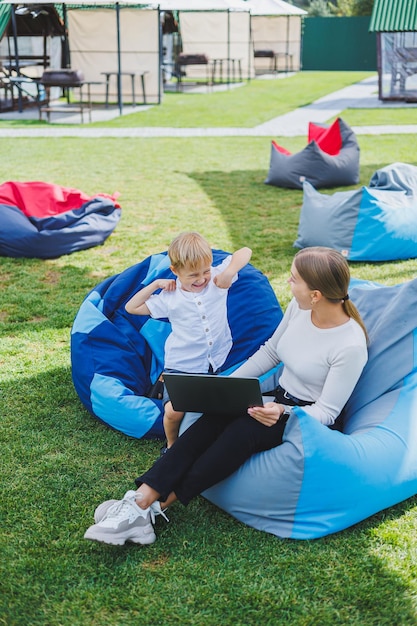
[168,232,212,271]
[294,246,368,341]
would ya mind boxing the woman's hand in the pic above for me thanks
[247,402,286,427]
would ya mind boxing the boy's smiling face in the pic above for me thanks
[172,261,212,293]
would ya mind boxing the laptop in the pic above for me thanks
[163,372,265,416]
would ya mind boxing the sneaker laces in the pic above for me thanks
[102,491,153,524]
[150,501,169,522]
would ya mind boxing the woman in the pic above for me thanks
[84,247,368,546]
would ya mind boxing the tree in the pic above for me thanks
[330,0,374,15]
[305,0,374,15]
[307,0,333,16]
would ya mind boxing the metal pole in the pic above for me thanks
[10,5,22,112]
[62,3,70,68]
[247,10,252,83]
[227,9,230,88]
[286,16,290,73]
[116,2,122,115]
[158,7,161,104]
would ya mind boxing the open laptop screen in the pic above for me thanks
[163,372,264,416]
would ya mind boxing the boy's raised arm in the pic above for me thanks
[214,247,252,289]
[125,279,176,316]
[229,247,252,274]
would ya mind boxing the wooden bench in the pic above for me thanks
[38,70,94,123]
[101,71,149,107]
[254,49,294,73]
[211,58,242,84]
[175,54,210,90]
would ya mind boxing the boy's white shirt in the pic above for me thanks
[146,256,237,373]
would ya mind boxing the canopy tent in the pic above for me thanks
[0,2,66,108]
[0,1,161,113]
[369,0,417,102]
[244,0,306,15]
[0,2,65,75]
[244,0,306,73]
[67,2,160,106]
[159,0,254,82]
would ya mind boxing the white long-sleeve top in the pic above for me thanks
[233,298,368,425]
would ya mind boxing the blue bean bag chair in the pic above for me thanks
[70,250,283,439]
[191,276,417,539]
[0,181,121,259]
[294,163,417,261]
[264,117,360,190]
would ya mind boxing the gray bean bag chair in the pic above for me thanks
[264,117,360,190]
[181,275,417,539]
[294,162,417,261]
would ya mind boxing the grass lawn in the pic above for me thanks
[2,73,417,625]
[338,107,417,126]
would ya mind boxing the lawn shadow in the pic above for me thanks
[0,258,114,331]
[187,169,303,269]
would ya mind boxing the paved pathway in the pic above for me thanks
[1,75,416,137]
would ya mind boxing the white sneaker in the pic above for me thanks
[84,491,156,546]
[94,496,169,523]
[94,499,118,524]
[150,500,169,522]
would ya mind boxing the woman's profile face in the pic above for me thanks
[288,262,313,309]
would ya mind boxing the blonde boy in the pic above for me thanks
[125,232,252,449]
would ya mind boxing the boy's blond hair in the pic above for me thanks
[168,232,212,271]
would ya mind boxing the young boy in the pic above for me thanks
[125,232,252,450]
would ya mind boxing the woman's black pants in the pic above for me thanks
[136,408,290,505]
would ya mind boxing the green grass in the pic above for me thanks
[2,74,417,625]
[100,71,374,128]
[338,107,417,126]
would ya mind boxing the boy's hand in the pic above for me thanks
[156,279,176,292]
[213,271,233,290]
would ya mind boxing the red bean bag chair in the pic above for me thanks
[0,180,121,259]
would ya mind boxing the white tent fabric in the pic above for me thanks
[245,0,306,73]
[244,0,306,16]
[179,11,253,79]
[159,0,253,80]
[67,6,160,104]
[159,0,249,10]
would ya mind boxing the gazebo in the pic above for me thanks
[0,0,162,114]
[244,0,306,74]
[159,0,253,83]
[369,0,417,101]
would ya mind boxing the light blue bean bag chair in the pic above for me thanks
[294,162,417,261]
[181,276,417,539]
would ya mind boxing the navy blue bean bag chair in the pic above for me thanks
[294,163,417,261]
[265,117,360,190]
[0,181,121,258]
[182,276,417,539]
[70,250,283,439]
